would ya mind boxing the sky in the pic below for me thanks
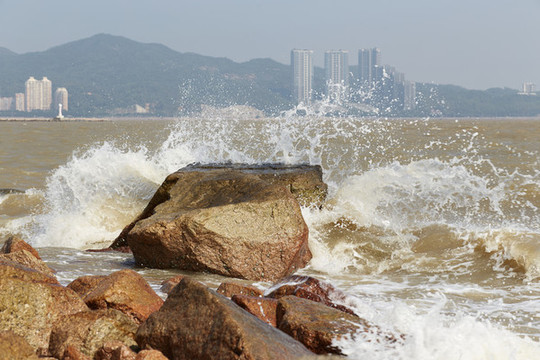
[1,0,539,90]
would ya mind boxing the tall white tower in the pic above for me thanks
[325,50,349,103]
[291,49,314,105]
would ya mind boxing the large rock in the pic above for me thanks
[48,309,138,359]
[0,249,55,277]
[0,330,40,360]
[276,296,371,355]
[82,270,164,324]
[115,164,316,281]
[1,235,41,259]
[136,277,314,360]
[0,261,88,355]
[267,275,356,315]
[67,275,108,298]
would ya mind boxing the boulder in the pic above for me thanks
[267,275,356,315]
[0,249,55,277]
[136,277,314,360]
[0,257,58,284]
[0,262,88,355]
[1,235,41,259]
[232,295,278,327]
[135,350,169,360]
[82,270,164,324]
[0,330,39,360]
[94,341,137,360]
[116,165,313,281]
[48,309,138,359]
[217,281,264,298]
[276,296,371,355]
[67,275,108,298]
[63,345,91,360]
[159,274,185,294]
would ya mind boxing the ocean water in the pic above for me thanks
[0,116,539,359]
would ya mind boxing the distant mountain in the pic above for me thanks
[0,34,300,116]
[2,34,540,117]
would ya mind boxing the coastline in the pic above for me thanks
[0,116,178,122]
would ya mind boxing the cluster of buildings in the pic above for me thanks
[291,47,417,111]
[519,82,536,96]
[0,76,68,113]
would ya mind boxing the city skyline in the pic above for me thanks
[1,1,539,91]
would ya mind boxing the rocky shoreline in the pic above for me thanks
[0,164,402,359]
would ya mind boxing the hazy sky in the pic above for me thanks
[1,0,539,90]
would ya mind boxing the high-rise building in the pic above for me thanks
[15,93,25,111]
[358,47,381,85]
[25,76,52,111]
[54,87,69,112]
[404,81,416,111]
[325,50,349,103]
[291,49,314,105]
[0,97,13,111]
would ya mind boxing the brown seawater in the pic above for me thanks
[1,116,539,359]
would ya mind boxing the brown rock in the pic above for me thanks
[136,277,314,360]
[135,350,169,360]
[0,256,58,284]
[48,309,138,359]
[0,249,55,277]
[112,165,315,282]
[1,235,41,259]
[83,269,164,324]
[159,274,185,294]
[0,330,39,360]
[63,345,91,360]
[94,341,137,360]
[217,281,264,298]
[267,275,356,315]
[0,263,88,355]
[67,275,108,298]
[276,296,371,355]
[232,295,278,327]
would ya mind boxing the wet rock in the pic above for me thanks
[267,275,356,315]
[217,281,264,298]
[159,274,185,294]
[117,166,312,281]
[83,269,164,324]
[63,345,91,360]
[49,309,138,359]
[0,249,55,277]
[67,275,108,298]
[0,262,88,355]
[276,296,371,355]
[0,330,39,360]
[1,235,41,259]
[135,350,169,360]
[94,341,137,360]
[136,277,314,360]
[0,257,58,284]
[232,295,278,327]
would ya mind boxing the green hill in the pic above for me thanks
[2,34,540,117]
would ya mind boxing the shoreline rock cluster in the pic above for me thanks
[0,236,402,359]
[1,164,403,358]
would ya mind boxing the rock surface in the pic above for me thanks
[217,281,264,298]
[116,165,314,281]
[159,274,185,294]
[48,309,138,359]
[276,296,370,355]
[82,269,164,324]
[0,330,40,360]
[1,235,41,259]
[232,295,278,327]
[0,249,55,277]
[267,275,356,315]
[136,277,314,360]
[67,274,108,298]
[0,261,88,355]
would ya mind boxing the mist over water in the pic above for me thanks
[0,115,539,359]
